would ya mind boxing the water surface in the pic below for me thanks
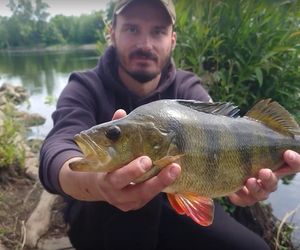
[0,49,99,138]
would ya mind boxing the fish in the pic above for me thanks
[70,99,300,226]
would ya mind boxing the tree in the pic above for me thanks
[50,15,76,43]
[33,0,50,44]
[34,0,49,22]
[42,22,65,45]
[7,0,33,20]
[75,12,105,44]
[0,0,106,48]
[0,17,10,48]
[4,0,50,46]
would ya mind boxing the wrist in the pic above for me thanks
[59,157,105,201]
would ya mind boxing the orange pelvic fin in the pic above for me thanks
[167,193,214,226]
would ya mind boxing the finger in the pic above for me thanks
[112,109,127,120]
[144,163,181,192]
[127,164,181,204]
[105,156,152,189]
[229,184,256,207]
[246,177,270,201]
[229,170,278,207]
[275,150,300,177]
[257,169,278,192]
[228,188,247,207]
[105,163,181,211]
[284,150,300,168]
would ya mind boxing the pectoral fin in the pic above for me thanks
[167,193,214,226]
[134,154,184,183]
[153,154,184,168]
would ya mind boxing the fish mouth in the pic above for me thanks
[74,133,111,167]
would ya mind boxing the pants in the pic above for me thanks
[64,194,270,250]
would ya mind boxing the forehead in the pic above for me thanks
[117,0,172,27]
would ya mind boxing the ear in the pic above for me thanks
[109,25,116,47]
[171,31,177,51]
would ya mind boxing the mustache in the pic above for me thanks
[129,49,158,61]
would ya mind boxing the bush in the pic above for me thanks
[174,0,300,120]
[0,104,25,170]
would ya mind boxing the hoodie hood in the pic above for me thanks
[96,46,177,108]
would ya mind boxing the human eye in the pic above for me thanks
[153,27,167,37]
[126,25,138,34]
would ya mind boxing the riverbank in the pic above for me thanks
[0,84,71,249]
[0,43,97,53]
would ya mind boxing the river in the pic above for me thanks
[0,49,299,246]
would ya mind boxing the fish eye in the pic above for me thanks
[105,126,121,141]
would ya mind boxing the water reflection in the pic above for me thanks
[0,49,99,96]
[268,175,300,246]
[0,49,99,137]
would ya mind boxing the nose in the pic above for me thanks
[136,33,152,51]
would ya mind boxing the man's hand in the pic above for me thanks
[94,156,180,211]
[229,150,300,207]
[59,109,181,211]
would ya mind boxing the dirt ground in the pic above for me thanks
[0,168,68,250]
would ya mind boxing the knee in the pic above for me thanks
[228,236,270,250]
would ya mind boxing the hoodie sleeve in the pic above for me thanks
[39,71,101,195]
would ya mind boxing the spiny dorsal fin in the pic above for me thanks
[245,99,300,137]
[176,100,240,118]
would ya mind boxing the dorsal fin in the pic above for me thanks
[245,99,300,137]
[176,100,240,118]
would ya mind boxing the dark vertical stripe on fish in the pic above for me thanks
[264,128,285,167]
[167,117,186,153]
[232,124,253,178]
[203,124,220,182]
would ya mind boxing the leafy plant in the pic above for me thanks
[0,104,25,169]
[174,0,300,120]
[172,2,299,247]
[44,95,57,105]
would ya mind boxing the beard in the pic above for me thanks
[116,48,172,84]
[120,65,158,83]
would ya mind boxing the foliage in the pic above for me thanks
[0,0,49,47]
[96,1,116,55]
[0,0,106,49]
[49,12,106,45]
[44,95,57,105]
[173,0,300,120]
[276,222,295,250]
[172,2,299,247]
[215,197,236,215]
[0,104,25,169]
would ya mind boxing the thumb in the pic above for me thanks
[112,109,127,120]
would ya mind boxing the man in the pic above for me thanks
[39,0,300,249]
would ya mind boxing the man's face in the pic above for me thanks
[111,0,176,83]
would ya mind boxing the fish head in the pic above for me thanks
[70,117,142,172]
[70,114,173,173]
